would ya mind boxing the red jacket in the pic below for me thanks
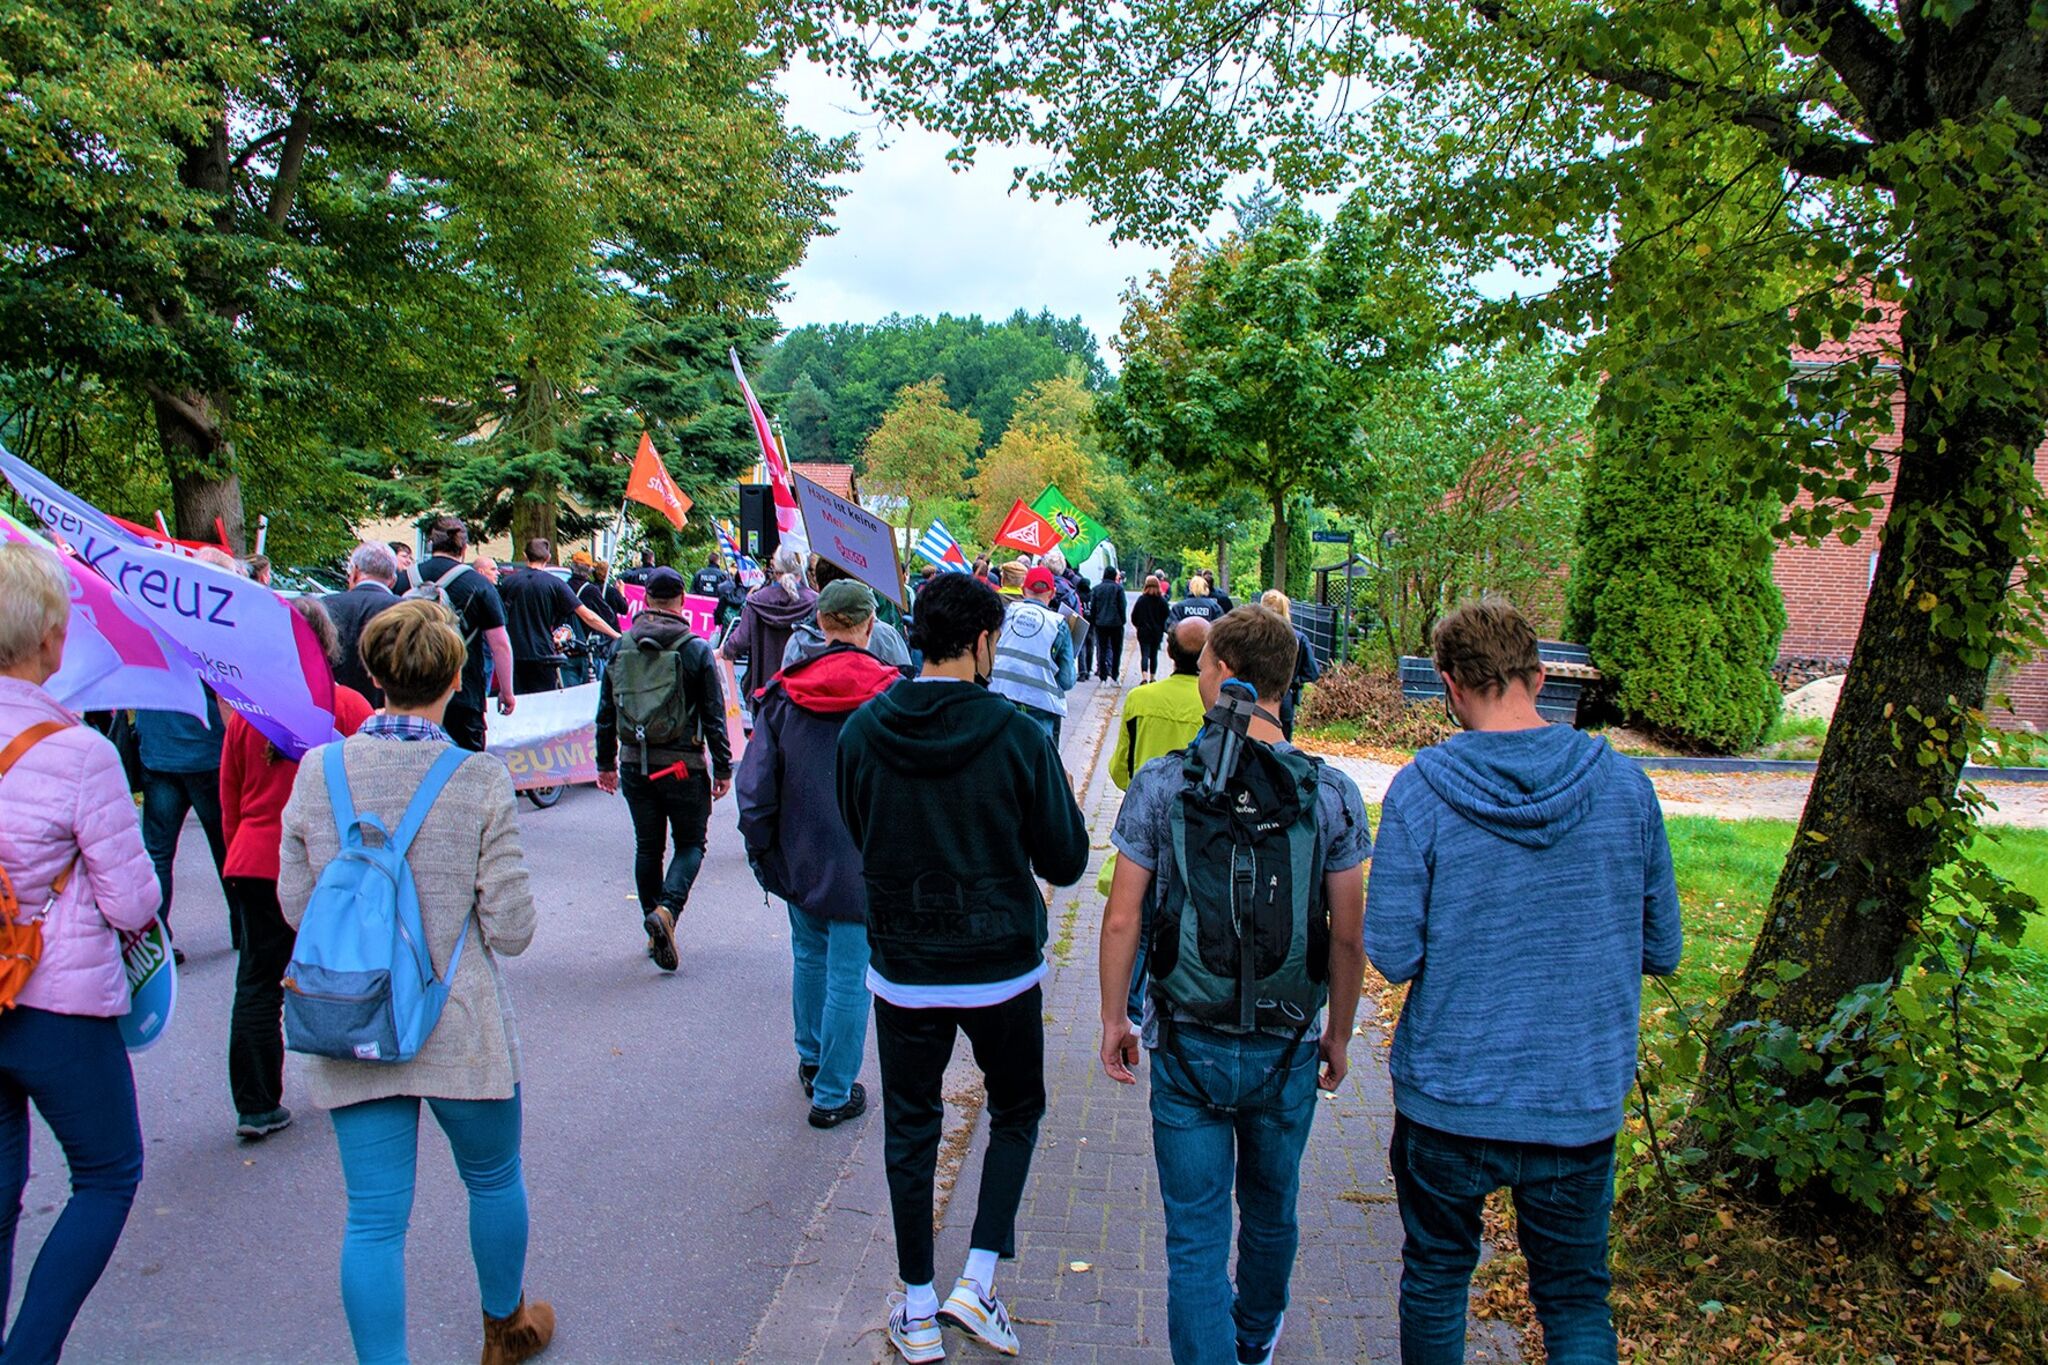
[221,688,373,881]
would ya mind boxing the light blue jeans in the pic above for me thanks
[1149,1025,1320,1365]
[331,1089,528,1365]
[788,904,871,1109]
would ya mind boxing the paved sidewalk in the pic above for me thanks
[751,663,1518,1362]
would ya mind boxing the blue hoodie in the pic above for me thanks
[1365,725,1682,1146]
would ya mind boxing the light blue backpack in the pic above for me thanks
[283,744,472,1063]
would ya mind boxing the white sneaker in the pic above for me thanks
[938,1277,1020,1356]
[888,1293,946,1363]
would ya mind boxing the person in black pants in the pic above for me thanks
[135,698,230,960]
[1130,575,1170,683]
[837,573,1090,1363]
[594,568,731,972]
[1089,566,1128,682]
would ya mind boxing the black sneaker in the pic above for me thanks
[236,1107,292,1140]
[808,1082,867,1129]
[172,945,187,966]
[799,1061,820,1098]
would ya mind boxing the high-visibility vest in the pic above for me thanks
[990,599,1067,718]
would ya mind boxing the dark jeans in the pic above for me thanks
[1149,1024,1320,1363]
[620,766,712,915]
[1137,633,1163,678]
[224,876,295,1117]
[0,1009,144,1365]
[1095,625,1124,680]
[443,700,488,753]
[139,767,227,934]
[1392,1113,1618,1364]
[874,987,1046,1285]
[512,660,561,696]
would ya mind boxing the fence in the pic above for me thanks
[1295,602,1338,670]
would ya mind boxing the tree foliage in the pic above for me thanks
[862,378,978,545]
[788,0,2048,1226]
[1359,347,1592,662]
[0,1,848,556]
[762,310,1106,467]
[973,425,1092,543]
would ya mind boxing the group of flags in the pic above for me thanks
[911,483,1111,577]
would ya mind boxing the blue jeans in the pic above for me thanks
[787,904,871,1109]
[139,766,227,933]
[1149,1024,1320,1365]
[0,1010,143,1365]
[1391,1113,1617,1364]
[331,1090,529,1365]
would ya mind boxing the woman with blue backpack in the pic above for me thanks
[277,599,551,1365]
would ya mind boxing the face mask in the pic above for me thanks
[973,633,995,688]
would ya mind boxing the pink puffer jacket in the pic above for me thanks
[0,678,162,1017]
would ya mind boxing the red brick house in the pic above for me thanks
[1774,310,2048,726]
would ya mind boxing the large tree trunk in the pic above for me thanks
[151,108,246,551]
[510,491,561,560]
[1704,286,2044,1188]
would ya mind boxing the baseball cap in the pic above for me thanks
[817,578,877,622]
[1024,566,1057,595]
[645,566,686,598]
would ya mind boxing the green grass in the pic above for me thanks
[1756,712,1830,760]
[1662,814,2048,985]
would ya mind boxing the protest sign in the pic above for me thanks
[792,472,907,608]
[1,448,337,757]
[486,682,601,792]
[716,656,749,766]
[120,919,177,1052]
[684,593,719,639]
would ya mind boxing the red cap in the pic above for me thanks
[1023,566,1057,595]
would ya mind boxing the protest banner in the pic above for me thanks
[0,448,337,757]
[792,471,907,608]
[716,656,749,766]
[0,508,206,719]
[486,682,602,792]
[684,593,720,639]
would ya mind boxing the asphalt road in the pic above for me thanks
[12,774,874,1363]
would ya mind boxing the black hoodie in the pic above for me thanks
[836,679,1090,986]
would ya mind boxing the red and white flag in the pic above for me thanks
[730,348,809,555]
[626,433,692,530]
[993,500,1064,555]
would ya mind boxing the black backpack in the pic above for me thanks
[1148,694,1330,1031]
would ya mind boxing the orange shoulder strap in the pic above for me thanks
[0,721,81,896]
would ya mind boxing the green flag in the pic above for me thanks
[1030,484,1110,562]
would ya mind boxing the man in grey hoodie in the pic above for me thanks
[1366,598,1682,1364]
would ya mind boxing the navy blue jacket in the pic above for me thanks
[736,645,905,923]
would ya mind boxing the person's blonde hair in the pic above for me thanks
[359,599,466,707]
[0,542,69,669]
[1260,589,1292,620]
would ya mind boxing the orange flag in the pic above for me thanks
[626,433,692,530]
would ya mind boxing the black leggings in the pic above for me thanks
[1137,633,1163,676]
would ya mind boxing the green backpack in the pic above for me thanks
[612,633,705,770]
[1148,734,1330,1031]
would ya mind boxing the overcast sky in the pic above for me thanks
[773,61,1178,359]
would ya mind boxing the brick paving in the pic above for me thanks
[748,663,1520,1363]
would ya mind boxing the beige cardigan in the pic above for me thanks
[278,736,536,1108]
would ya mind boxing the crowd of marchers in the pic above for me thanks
[0,516,1676,1365]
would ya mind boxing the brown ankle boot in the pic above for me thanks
[481,1296,555,1365]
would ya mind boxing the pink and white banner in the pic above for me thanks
[0,508,206,720]
[2,448,338,759]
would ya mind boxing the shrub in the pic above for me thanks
[1299,665,1459,748]
[1566,371,1786,753]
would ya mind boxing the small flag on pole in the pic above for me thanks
[626,433,692,530]
[993,500,1064,555]
[716,520,764,587]
[914,519,971,572]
